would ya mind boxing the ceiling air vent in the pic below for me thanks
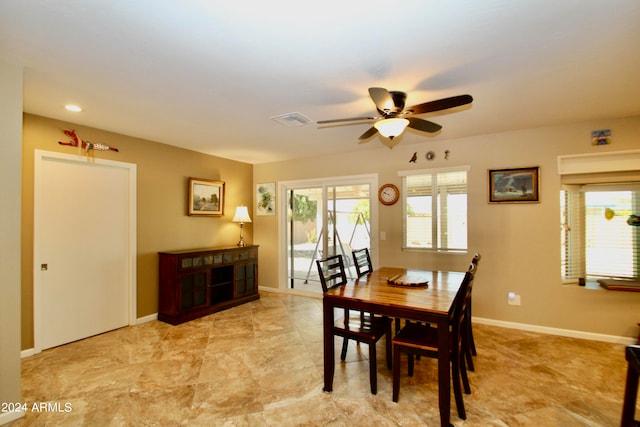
[270,112,312,127]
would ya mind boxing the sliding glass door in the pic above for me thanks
[283,176,376,294]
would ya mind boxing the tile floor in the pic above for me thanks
[9,292,638,426]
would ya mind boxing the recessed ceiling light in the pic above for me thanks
[64,104,83,112]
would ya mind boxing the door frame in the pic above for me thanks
[277,174,378,293]
[33,150,137,353]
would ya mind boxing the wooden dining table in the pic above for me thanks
[323,266,466,427]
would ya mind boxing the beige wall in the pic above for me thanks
[0,62,23,425]
[254,116,640,339]
[21,114,254,349]
[18,113,640,350]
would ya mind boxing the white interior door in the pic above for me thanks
[34,150,136,351]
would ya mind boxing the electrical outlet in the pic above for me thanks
[507,292,521,306]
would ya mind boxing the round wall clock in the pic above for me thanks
[378,183,399,206]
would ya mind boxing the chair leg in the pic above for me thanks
[451,354,467,420]
[470,332,477,356]
[407,354,415,376]
[460,351,471,395]
[340,337,349,361]
[464,326,475,372]
[465,344,475,371]
[392,346,401,402]
[386,327,392,370]
[369,342,377,395]
[467,312,477,356]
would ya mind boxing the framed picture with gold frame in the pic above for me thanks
[488,167,540,203]
[188,177,225,215]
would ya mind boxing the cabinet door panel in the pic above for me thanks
[246,263,255,293]
[236,265,246,294]
[236,262,256,296]
[180,271,208,310]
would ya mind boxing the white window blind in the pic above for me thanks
[561,183,640,281]
[560,187,584,282]
[400,166,468,252]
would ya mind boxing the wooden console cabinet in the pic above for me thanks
[158,245,259,325]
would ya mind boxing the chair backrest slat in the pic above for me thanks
[352,248,373,277]
[316,254,348,292]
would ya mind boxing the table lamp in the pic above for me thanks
[232,206,252,246]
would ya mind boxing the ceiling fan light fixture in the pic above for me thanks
[374,118,409,139]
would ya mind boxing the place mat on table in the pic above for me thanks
[597,278,640,292]
[386,273,429,287]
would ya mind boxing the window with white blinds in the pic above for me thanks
[400,166,469,252]
[561,183,640,281]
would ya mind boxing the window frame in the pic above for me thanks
[399,165,470,253]
[561,183,640,282]
[558,150,640,284]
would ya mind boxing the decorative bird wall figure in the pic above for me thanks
[409,152,417,163]
[58,130,119,159]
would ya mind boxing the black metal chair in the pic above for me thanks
[316,254,393,394]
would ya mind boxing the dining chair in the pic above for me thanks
[621,345,640,427]
[352,248,403,335]
[316,254,393,395]
[465,252,481,371]
[352,248,373,277]
[392,270,475,420]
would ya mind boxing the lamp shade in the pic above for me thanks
[232,206,252,223]
[374,118,409,139]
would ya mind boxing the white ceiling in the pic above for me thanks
[2,1,639,164]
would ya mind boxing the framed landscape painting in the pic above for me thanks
[188,178,225,215]
[488,167,540,203]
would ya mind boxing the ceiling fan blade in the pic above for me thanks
[406,94,473,115]
[317,116,376,124]
[358,126,378,141]
[389,91,407,111]
[407,117,442,133]
[368,87,394,112]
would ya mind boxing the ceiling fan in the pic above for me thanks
[318,87,473,142]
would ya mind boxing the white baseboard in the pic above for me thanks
[136,313,157,324]
[21,348,36,358]
[0,409,25,425]
[258,285,282,293]
[474,316,637,345]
